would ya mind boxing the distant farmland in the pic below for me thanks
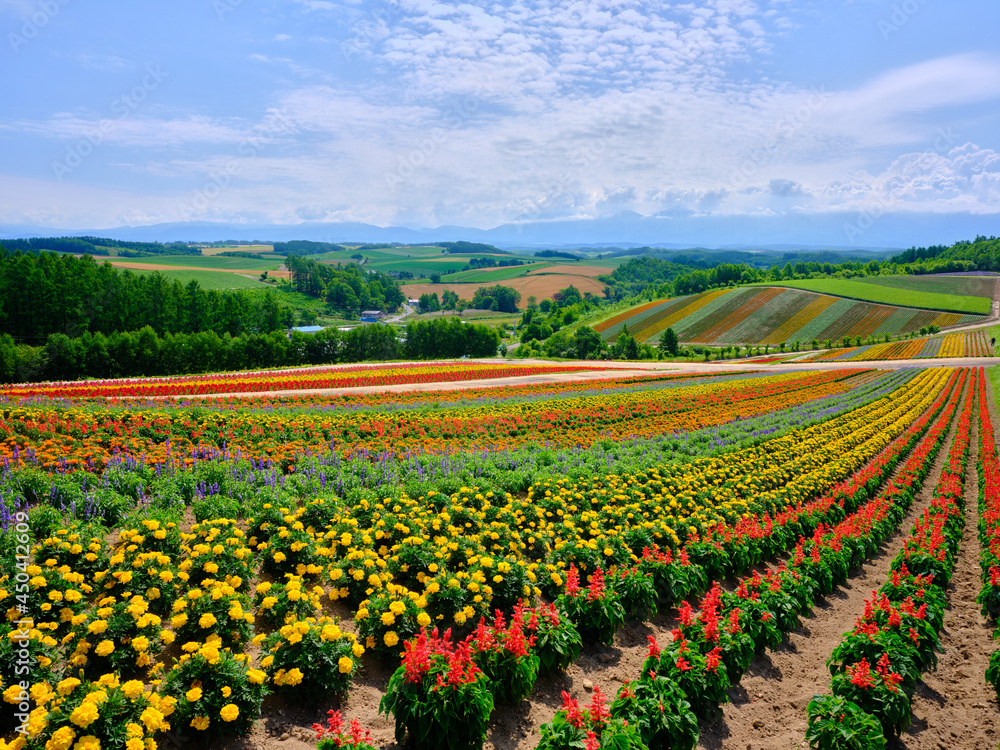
[595,287,987,345]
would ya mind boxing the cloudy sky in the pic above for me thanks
[1,0,998,240]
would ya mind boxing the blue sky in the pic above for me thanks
[1,0,999,239]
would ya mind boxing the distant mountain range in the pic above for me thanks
[2,210,998,251]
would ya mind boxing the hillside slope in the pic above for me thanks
[595,286,987,345]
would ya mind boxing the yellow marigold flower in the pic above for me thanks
[260,655,274,669]
[220,703,239,722]
[30,683,54,705]
[284,668,304,686]
[140,706,165,733]
[321,624,341,641]
[273,552,286,564]
[221,686,232,698]
[2,684,25,704]
[161,630,175,645]
[121,680,144,700]
[186,687,202,702]
[383,631,399,648]
[132,636,150,652]
[198,613,217,629]
[95,640,115,657]
[190,716,210,731]
[247,669,266,685]
[69,701,100,728]
[87,620,108,635]
[46,726,76,750]
[380,612,396,627]
[417,612,431,627]
[74,736,101,750]
[338,656,353,674]
[171,614,188,629]
[352,642,365,658]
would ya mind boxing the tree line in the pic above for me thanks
[601,236,1000,303]
[0,236,198,257]
[0,318,499,384]
[0,249,296,344]
[284,255,404,312]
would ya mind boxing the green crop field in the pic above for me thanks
[755,278,990,315]
[127,255,283,271]
[440,263,547,283]
[126,269,272,290]
[198,244,276,256]
[597,286,987,345]
[855,274,997,300]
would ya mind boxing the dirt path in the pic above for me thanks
[698,383,967,750]
[894,379,1000,749]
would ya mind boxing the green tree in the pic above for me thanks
[573,326,607,360]
[658,327,679,357]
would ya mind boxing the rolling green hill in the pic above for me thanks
[752,277,990,315]
[595,287,987,345]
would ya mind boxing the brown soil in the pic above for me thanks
[894,381,1000,749]
[698,382,967,750]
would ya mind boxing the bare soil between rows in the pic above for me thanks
[894,376,999,750]
[697,382,969,750]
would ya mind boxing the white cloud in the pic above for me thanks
[2,2,999,231]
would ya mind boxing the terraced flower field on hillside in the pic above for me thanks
[0,362,997,750]
[597,287,987,345]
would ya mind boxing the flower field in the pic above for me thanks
[0,362,997,749]
[802,330,993,362]
[597,287,986,345]
[0,362,633,401]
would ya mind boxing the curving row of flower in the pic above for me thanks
[372,367,966,750]
[526,368,970,750]
[0,362,629,401]
[0,367,963,749]
[0,369,863,471]
[806,368,974,748]
[972,370,1000,703]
